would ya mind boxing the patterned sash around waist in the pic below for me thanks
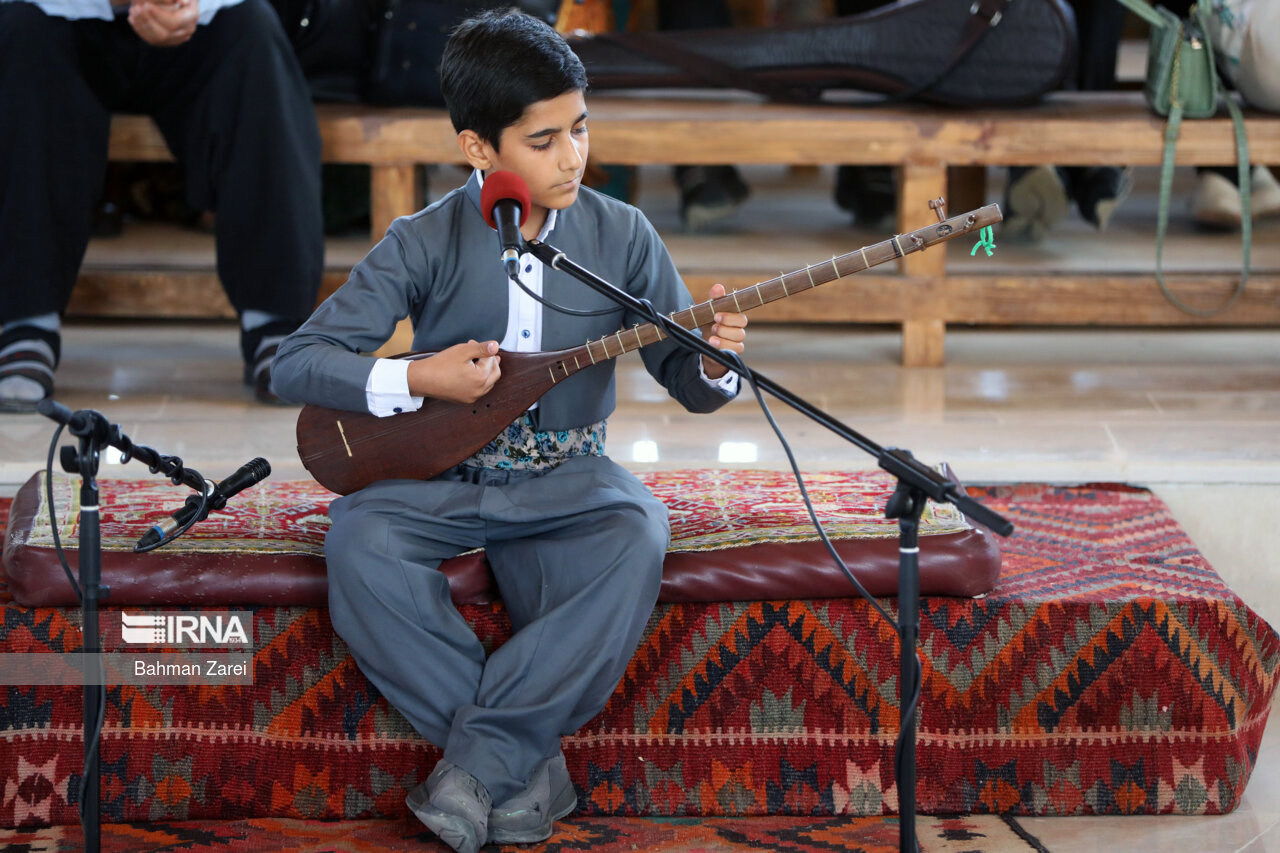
[463,411,606,472]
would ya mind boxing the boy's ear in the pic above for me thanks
[457,130,496,171]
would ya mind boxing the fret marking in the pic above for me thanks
[336,421,353,458]
[860,247,870,269]
[615,331,626,354]
[548,367,557,383]
[892,235,905,257]
[573,355,580,370]
[780,273,790,296]
[806,265,816,287]
[586,343,597,364]
[829,257,839,277]
[732,290,742,312]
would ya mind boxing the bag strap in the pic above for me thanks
[871,0,1012,105]
[591,30,819,103]
[1112,0,1169,30]
[1153,10,1251,317]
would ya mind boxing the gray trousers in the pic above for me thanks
[324,455,667,804]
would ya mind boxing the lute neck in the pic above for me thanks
[571,203,1000,366]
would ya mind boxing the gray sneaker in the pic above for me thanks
[406,760,492,853]
[487,751,578,845]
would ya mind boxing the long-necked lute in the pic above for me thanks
[297,202,1002,494]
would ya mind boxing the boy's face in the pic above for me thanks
[460,89,589,217]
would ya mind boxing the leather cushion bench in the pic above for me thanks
[1,467,1001,608]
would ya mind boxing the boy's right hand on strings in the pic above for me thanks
[407,340,501,403]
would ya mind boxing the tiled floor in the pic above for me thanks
[4,163,1279,851]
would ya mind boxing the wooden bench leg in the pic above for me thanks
[370,164,419,356]
[902,319,946,368]
[370,164,418,241]
[897,162,948,367]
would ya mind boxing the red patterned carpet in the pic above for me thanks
[0,814,1044,852]
[1,477,1277,835]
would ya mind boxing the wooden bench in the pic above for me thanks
[96,92,1280,366]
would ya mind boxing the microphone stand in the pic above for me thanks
[36,399,215,853]
[524,238,1014,853]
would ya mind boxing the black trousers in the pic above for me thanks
[0,0,323,328]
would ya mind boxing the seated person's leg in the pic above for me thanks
[141,0,323,402]
[0,316,61,412]
[1061,0,1131,232]
[1003,166,1070,243]
[834,165,896,230]
[675,164,751,232]
[659,0,751,231]
[1193,165,1280,230]
[437,457,666,846]
[0,3,112,411]
[1069,165,1133,231]
[328,478,494,853]
[323,479,491,752]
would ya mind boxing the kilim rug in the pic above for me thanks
[0,814,1045,852]
[1,480,1277,830]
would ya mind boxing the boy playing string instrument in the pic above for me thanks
[270,10,747,852]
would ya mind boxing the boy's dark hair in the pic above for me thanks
[440,9,588,150]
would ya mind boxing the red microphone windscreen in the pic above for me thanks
[481,171,531,229]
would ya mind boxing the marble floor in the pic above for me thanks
[0,320,1276,852]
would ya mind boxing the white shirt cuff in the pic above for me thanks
[366,358,423,417]
[699,357,740,394]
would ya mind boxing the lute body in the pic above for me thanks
[297,203,1002,494]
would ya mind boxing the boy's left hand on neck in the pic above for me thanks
[701,282,748,380]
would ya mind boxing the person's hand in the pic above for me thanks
[129,0,199,47]
[701,283,747,380]
[407,340,502,403]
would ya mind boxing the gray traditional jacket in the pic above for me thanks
[271,172,736,431]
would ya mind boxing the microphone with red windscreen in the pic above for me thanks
[480,171,531,278]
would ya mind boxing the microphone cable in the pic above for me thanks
[42,422,209,832]
[672,332,923,798]
[132,487,210,554]
[507,268,617,317]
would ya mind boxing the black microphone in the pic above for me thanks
[480,170,531,278]
[135,457,271,551]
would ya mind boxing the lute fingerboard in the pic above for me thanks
[557,203,1000,367]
